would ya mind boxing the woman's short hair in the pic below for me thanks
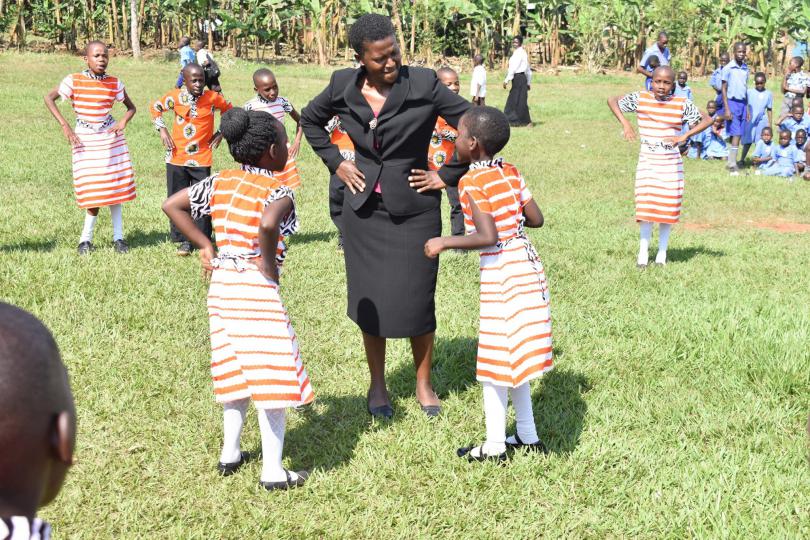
[349,14,395,55]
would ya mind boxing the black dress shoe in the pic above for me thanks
[367,391,393,419]
[505,434,549,454]
[77,241,94,255]
[457,444,507,463]
[259,469,309,491]
[420,404,441,418]
[217,451,249,476]
[113,239,129,254]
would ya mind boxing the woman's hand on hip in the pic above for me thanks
[409,169,446,193]
[336,160,366,194]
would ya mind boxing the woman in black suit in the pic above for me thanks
[301,14,470,419]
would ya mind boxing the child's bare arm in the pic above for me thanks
[522,199,543,228]
[721,81,731,120]
[162,189,215,276]
[111,91,137,134]
[288,107,303,159]
[424,196,497,257]
[607,95,636,141]
[258,196,294,283]
[44,88,81,147]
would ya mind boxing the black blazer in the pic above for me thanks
[301,66,471,216]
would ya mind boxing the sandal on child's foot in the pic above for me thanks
[217,451,250,476]
[259,469,309,491]
[505,434,549,454]
[457,444,507,463]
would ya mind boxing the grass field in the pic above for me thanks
[0,51,808,538]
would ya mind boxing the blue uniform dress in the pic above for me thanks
[703,127,729,159]
[639,45,671,90]
[760,144,800,176]
[796,141,807,167]
[674,85,694,138]
[717,60,749,137]
[751,140,774,169]
[779,116,810,138]
[687,126,711,159]
[742,88,773,145]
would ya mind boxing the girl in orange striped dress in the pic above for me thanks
[425,107,552,461]
[44,41,137,255]
[162,108,313,491]
[608,67,712,267]
[243,69,303,189]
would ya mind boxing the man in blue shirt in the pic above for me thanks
[175,36,196,88]
[637,31,671,88]
[718,43,749,174]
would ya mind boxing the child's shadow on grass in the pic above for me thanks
[0,239,56,253]
[531,370,590,455]
[667,246,725,263]
[127,229,170,248]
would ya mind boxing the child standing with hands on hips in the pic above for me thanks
[44,41,137,255]
[607,67,712,268]
[162,108,313,491]
[425,107,553,461]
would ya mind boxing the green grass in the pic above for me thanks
[0,51,808,538]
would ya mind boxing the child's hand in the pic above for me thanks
[622,125,636,141]
[424,237,445,258]
[160,128,176,151]
[288,141,300,160]
[662,136,683,147]
[62,125,82,148]
[199,245,215,280]
[109,120,128,135]
[259,257,280,283]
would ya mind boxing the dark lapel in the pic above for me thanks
[376,66,410,125]
[343,67,377,153]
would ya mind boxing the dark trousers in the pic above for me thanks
[445,185,464,236]
[167,164,212,243]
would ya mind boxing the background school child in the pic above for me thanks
[756,129,802,177]
[194,39,222,93]
[644,55,661,91]
[673,71,693,100]
[470,54,487,106]
[0,302,76,538]
[687,100,717,159]
[44,40,137,255]
[607,66,711,267]
[432,67,464,237]
[424,107,552,461]
[162,108,313,491]
[175,36,196,88]
[777,104,810,138]
[703,116,730,159]
[795,129,807,173]
[740,72,773,163]
[244,68,304,189]
[781,56,810,115]
[151,63,232,256]
[751,126,775,169]
[718,43,749,175]
[325,115,355,251]
[710,52,730,99]
[637,31,671,88]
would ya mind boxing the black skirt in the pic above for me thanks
[342,192,440,338]
[504,72,531,126]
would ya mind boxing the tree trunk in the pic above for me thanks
[512,0,520,37]
[391,0,408,61]
[409,0,416,60]
[109,0,117,45]
[54,0,62,44]
[120,0,128,47]
[207,1,214,51]
[138,0,145,45]
[130,0,140,57]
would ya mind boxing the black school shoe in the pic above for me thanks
[259,469,309,491]
[457,444,507,463]
[217,451,250,477]
[505,434,549,454]
[77,241,94,255]
[176,241,192,256]
[113,239,129,254]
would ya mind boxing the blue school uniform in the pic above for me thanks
[796,141,807,166]
[742,88,773,145]
[779,116,810,138]
[751,140,774,169]
[703,127,729,159]
[640,45,671,90]
[760,144,800,176]
[674,84,693,100]
[710,67,724,93]
[687,126,711,159]
[717,60,749,137]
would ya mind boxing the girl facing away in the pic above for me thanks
[162,108,314,491]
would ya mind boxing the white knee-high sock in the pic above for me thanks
[507,383,539,444]
[638,221,653,265]
[258,408,295,483]
[109,204,124,241]
[656,223,672,264]
[482,382,508,455]
[79,212,97,243]
[220,398,248,464]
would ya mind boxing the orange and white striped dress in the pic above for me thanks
[618,91,702,223]
[188,169,313,409]
[58,70,136,208]
[244,95,302,189]
[459,159,553,388]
